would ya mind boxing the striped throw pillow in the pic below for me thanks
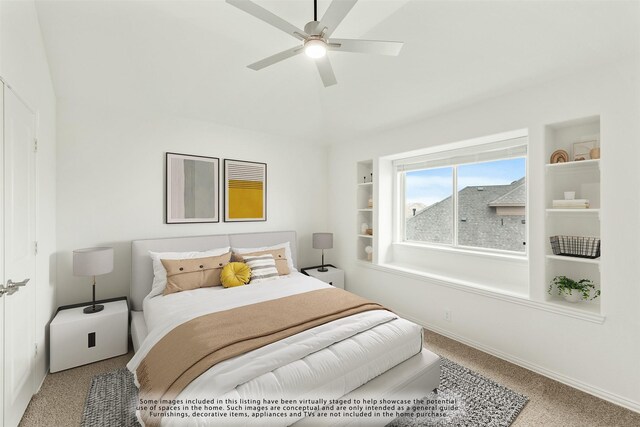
[244,254,279,284]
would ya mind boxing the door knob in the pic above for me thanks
[2,278,30,296]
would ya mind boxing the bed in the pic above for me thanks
[127,231,440,426]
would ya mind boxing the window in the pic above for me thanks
[405,166,454,245]
[398,137,527,254]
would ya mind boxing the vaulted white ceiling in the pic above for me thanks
[35,0,639,143]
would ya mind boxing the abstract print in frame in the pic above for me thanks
[166,152,219,223]
[224,159,267,222]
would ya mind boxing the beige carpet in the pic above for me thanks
[19,330,640,426]
[19,352,133,427]
[424,330,640,427]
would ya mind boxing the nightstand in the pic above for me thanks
[302,265,345,289]
[50,299,128,373]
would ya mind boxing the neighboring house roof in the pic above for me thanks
[406,202,427,218]
[406,178,526,251]
[488,178,526,207]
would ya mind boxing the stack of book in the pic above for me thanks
[551,199,590,209]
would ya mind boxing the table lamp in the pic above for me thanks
[73,247,114,314]
[312,233,333,272]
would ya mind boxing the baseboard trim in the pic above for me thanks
[396,310,640,414]
[33,370,47,398]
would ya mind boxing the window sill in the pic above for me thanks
[394,242,528,263]
[357,261,606,324]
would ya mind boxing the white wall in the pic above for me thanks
[328,59,640,410]
[56,101,329,306]
[0,0,57,386]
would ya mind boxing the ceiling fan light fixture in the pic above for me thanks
[227,0,404,87]
[304,38,327,59]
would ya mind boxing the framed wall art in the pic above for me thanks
[573,139,599,161]
[224,159,267,222]
[165,152,219,223]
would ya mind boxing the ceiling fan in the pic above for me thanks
[226,0,404,87]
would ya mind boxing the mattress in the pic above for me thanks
[127,273,424,426]
[130,311,147,353]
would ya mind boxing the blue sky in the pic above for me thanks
[406,158,526,206]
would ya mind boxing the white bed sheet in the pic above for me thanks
[127,273,423,426]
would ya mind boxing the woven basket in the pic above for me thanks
[549,235,600,259]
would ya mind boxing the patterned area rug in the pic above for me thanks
[387,357,528,426]
[82,358,527,426]
[81,369,140,427]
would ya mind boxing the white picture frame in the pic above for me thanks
[572,140,598,161]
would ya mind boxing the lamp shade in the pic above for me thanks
[312,233,333,250]
[73,247,114,277]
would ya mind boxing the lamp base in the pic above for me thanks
[83,304,104,314]
[317,249,329,272]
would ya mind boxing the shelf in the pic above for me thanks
[544,297,601,317]
[546,159,599,171]
[546,254,600,265]
[544,116,602,321]
[546,208,599,214]
[357,159,375,264]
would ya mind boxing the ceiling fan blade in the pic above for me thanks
[328,38,403,56]
[226,0,308,40]
[315,55,337,87]
[248,46,304,71]
[318,0,358,38]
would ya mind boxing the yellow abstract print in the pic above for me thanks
[225,160,266,221]
[228,179,264,218]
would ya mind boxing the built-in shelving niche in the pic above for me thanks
[544,116,601,315]
[357,160,374,262]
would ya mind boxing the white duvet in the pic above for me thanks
[127,273,423,426]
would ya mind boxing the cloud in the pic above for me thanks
[405,175,524,207]
[457,175,517,189]
[405,174,452,188]
[405,174,452,206]
[404,161,524,209]
[406,196,446,207]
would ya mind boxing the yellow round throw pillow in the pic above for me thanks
[221,262,251,288]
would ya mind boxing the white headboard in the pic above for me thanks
[130,231,297,311]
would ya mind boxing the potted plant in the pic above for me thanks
[548,275,600,303]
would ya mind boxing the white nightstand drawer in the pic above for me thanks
[304,266,345,289]
[50,300,128,372]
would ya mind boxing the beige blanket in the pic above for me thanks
[136,287,387,426]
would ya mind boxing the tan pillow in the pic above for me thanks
[234,248,290,276]
[161,252,232,295]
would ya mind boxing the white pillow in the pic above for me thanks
[232,241,297,273]
[147,247,230,299]
[244,254,279,284]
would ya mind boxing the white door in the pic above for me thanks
[2,84,37,427]
[0,82,4,427]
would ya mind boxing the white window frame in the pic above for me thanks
[394,132,529,258]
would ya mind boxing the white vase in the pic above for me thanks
[563,289,584,303]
